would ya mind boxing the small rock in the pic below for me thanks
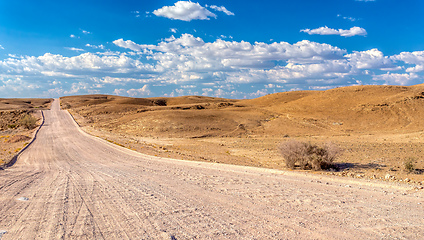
[385,173,392,180]
[0,230,7,237]
[17,197,29,201]
[404,178,410,182]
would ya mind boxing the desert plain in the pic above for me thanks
[55,84,424,184]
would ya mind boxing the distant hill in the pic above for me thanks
[61,84,424,138]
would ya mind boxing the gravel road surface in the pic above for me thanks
[0,99,423,239]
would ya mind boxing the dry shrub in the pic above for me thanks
[279,140,342,170]
[20,114,38,130]
[404,157,415,173]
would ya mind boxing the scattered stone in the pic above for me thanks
[404,178,410,182]
[17,197,29,201]
[385,173,392,180]
[0,230,7,238]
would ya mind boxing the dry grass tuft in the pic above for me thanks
[279,140,343,170]
[20,114,38,130]
[404,157,416,173]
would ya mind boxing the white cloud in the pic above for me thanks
[114,34,346,66]
[345,49,394,70]
[0,45,4,50]
[81,29,91,34]
[65,82,100,95]
[3,33,424,98]
[337,14,357,22]
[0,52,155,76]
[301,26,367,37]
[113,88,126,96]
[153,1,216,21]
[65,47,85,52]
[208,5,234,16]
[92,76,153,84]
[405,65,424,73]
[70,34,79,38]
[113,39,146,52]
[126,85,151,97]
[391,51,424,73]
[373,73,419,85]
[111,34,355,87]
[86,44,105,49]
[169,28,177,33]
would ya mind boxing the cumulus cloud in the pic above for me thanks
[301,26,367,37]
[345,49,394,70]
[207,5,234,16]
[373,73,419,85]
[391,51,424,73]
[153,1,216,21]
[2,33,424,98]
[0,45,4,50]
[113,39,146,52]
[0,52,155,76]
[114,34,346,65]
[126,85,151,97]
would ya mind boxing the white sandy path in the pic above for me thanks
[0,99,423,239]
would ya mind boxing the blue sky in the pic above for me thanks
[1,0,424,98]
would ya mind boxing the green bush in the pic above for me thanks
[20,114,38,130]
[279,140,342,170]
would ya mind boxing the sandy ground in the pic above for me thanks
[76,120,424,185]
[1,99,423,239]
[59,86,424,186]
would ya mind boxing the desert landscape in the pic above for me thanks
[3,0,424,238]
[55,84,424,185]
[0,96,423,239]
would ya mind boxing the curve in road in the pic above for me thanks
[0,99,423,239]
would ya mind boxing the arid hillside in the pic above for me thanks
[61,84,424,137]
[0,98,52,166]
[60,85,424,184]
[244,84,424,135]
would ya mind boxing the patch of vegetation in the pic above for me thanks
[20,114,38,129]
[279,140,343,170]
[404,157,416,173]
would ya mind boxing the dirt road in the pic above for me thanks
[0,99,423,239]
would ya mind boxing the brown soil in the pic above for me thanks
[6,135,31,143]
[60,84,424,185]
